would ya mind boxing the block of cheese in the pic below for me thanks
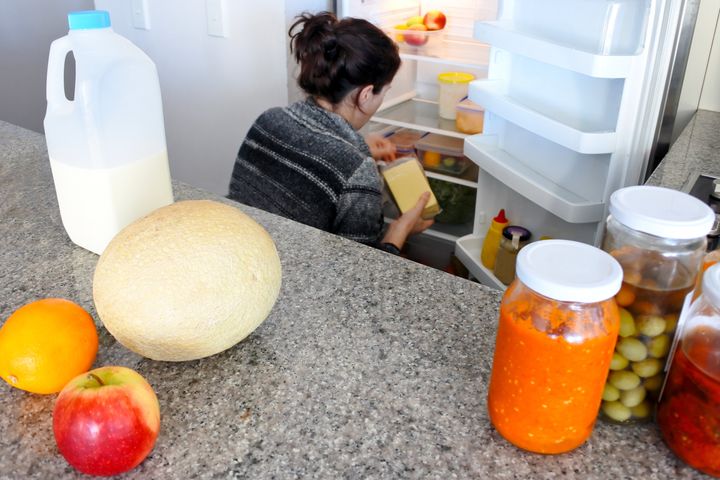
[381,157,441,220]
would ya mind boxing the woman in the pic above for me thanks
[227,12,433,254]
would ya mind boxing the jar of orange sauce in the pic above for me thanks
[488,240,623,454]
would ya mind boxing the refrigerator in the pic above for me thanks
[338,0,686,289]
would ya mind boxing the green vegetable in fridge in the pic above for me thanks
[608,370,642,390]
[618,308,636,337]
[636,315,666,337]
[602,383,620,401]
[630,401,651,419]
[442,157,456,167]
[602,401,632,422]
[620,385,646,408]
[648,334,670,358]
[616,337,648,362]
[609,352,629,370]
[632,358,662,378]
[427,178,475,225]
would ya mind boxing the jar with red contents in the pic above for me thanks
[658,263,720,477]
[599,186,714,423]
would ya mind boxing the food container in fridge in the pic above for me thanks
[415,133,470,177]
[455,98,485,134]
[387,26,445,55]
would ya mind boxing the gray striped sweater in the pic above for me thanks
[228,98,385,245]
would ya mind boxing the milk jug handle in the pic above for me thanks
[46,37,73,111]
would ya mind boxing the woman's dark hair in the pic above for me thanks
[289,12,401,105]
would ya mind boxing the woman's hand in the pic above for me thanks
[364,133,396,162]
[382,192,435,251]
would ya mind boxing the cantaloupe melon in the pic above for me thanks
[93,200,282,361]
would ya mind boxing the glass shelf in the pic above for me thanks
[398,36,491,71]
[372,99,468,140]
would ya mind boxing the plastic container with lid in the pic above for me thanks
[657,263,720,477]
[437,72,474,120]
[384,128,426,158]
[493,226,531,285]
[488,240,623,454]
[455,97,485,134]
[598,186,714,424]
[44,10,174,255]
[414,133,469,176]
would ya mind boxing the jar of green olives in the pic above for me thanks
[599,186,714,423]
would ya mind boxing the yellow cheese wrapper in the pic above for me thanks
[381,158,440,219]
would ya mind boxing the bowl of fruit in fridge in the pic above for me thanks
[388,10,446,53]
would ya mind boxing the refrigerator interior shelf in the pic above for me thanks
[399,35,491,71]
[425,170,478,189]
[464,136,606,224]
[469,80,617,154]
[373,98,469,140]
[384,217,471,242]
[455,234,507,291]
[473,21,637,79]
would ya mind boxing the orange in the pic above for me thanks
[423,150,441,167]
[0,298,98,394]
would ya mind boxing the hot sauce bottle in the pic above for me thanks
[488,240,623,454]
[657,263,720,477]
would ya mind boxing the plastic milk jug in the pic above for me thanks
[44,10,173,255]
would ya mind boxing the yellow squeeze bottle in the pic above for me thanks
[480,209,509,270]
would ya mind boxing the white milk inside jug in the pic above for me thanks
[44,10,173,255]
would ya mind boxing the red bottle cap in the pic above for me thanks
[494,209,508,224]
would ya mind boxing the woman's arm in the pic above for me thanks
[364,133,396,162]
[381,192,434,251]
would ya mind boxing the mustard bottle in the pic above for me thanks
[480,209,509,270]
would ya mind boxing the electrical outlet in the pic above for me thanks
[131,0,150,30]
[206,0,228,38]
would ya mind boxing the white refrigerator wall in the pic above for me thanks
[94,0,328,195]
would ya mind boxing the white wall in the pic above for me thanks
[0,0,94,133]
[674,0,720,140]
[699,2,720,111]
[95,0,290,195]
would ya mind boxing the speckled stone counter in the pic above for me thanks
[646,110,720,188]
[0,117,715,479]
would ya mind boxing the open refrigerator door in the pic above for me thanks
[339,0,684,289]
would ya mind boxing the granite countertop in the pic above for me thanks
[1,114,718,479]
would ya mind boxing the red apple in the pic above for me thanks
[53,366,161,476]
[404,24,429,46]
[423,10,447,31]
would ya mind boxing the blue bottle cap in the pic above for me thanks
[68,10,111,30]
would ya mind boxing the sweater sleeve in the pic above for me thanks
[332,158,385,245]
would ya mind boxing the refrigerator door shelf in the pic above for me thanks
[474,21,638,79]
[455,234,507,291]
[373,98,469,140]
[464,136,606,224]
[469,80,617,154]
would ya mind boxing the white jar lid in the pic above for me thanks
[702,262,720,308]
[609,185,715,240]
[516,240,623,303]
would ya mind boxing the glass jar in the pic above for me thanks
[657,263,720,477]
[493,226,531,285]
[488,240,623,454]
[599,186,714,424]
